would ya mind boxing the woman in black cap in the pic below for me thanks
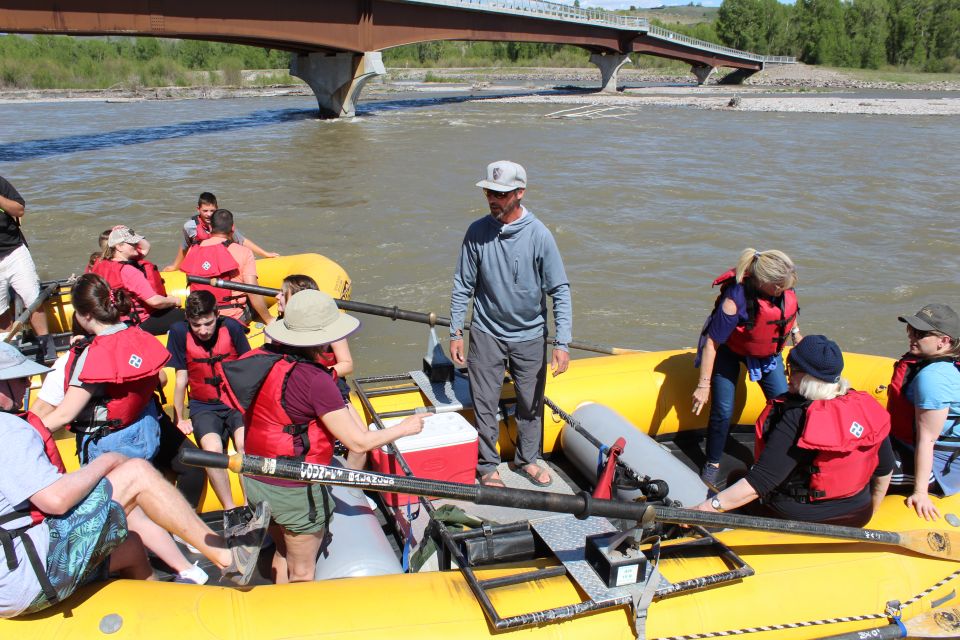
[886,304,960,521]
[692,335,894,527]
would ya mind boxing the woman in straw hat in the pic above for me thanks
[219,289,424,583]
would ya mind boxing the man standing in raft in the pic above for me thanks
[449,161,572,488]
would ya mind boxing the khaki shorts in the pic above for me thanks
[243,477,332,535]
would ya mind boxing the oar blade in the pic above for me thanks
[897,530,960,561]
[906,607,960,638]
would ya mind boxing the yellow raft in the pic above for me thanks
[7,257,959,640]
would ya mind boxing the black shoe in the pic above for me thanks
[222,505,254,538]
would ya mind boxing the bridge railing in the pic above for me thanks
[402,0,649,29]
[647,25,795,64]
[400,0,795,64]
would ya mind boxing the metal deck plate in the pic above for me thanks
[531,515,671,604]
[409,370,473,411]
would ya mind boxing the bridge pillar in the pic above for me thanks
[290,51,385,118]
[589,53,631,93]
[690,64,715,85]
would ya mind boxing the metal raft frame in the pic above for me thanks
[352,372,755,631]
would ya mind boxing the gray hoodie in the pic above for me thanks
[450,207,572,348]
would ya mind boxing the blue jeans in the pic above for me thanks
[705,345,787,465]
[79,402,161,464]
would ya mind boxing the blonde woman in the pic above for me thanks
[693,248,801,487]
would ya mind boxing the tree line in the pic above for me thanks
[708,0,959,70]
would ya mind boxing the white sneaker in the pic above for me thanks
[174,562,209,585]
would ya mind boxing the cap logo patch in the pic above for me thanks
[849,421,864,438]
[128,354,143,369]
[492,167,502,180]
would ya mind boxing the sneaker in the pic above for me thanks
[222,506,254,538]
[174,562,209,585]
[221,501,271,586]
[700,463,722,490]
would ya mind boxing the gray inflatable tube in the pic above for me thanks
[314,459,403,580]
[560,402,709,508]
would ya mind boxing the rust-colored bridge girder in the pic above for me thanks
[0,0,764,115]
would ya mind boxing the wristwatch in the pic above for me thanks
[710,496,724,512]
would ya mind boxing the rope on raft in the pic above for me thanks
[652,568,960,640]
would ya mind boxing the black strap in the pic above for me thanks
[0,523,59,605]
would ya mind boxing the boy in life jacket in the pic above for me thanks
[0,342,272,618]
[167,290,252,533]
[692,335,894,527]
[692,248,801,488]
[163,192,278,272]
[886,304,960,521]
[179,208,273,327]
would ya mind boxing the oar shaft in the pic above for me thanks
[185,276,635,355]
[816,623,905,640]
[180,450,896,544]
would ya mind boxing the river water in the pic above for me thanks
[0,87,957,375]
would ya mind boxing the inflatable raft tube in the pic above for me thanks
[561,402,709,508]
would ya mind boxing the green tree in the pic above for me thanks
[846,0,889,68]
[795,0,850,64]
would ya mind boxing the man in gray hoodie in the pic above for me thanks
[449,161,572,488]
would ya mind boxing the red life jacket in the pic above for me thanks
[89,259,147,324]
[887,354,960,445]
[219,348,334,467]
[710,269,799,358]
[21,412,67,525]
[179,240,247,312]
[755,391,890,501]
[190,214,213,245]
[63,327,170,435]
[186,319,239,403]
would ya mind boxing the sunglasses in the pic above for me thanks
[785,362,803,377]
[484,189,517,200]
[908,326,940,340]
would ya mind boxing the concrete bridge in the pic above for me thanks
[0,0,795,117]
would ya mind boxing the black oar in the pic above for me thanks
[816,607,960,640]
[185,276,639,356]
[3,281,60,344]
[180,449,960,562]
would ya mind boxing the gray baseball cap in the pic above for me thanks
[476,161,527,192]
[899,303,960,339]
[0,342,51,380]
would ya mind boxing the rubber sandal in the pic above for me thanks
[514,464,552,487]
[479,471,505,488]
[222,501,271,586]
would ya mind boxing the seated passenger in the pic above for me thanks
[887,304,960,521]
[163,191,278,272]
[89,225,184,335]
[693,335,893,527]
[0,342,271,619]
[36,273,211,584]
[692,248,802,487]
[179,209,272,326]
[275,275,364,469]
[219,290,424,583]
[167,290,252,531]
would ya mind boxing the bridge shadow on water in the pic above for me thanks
[0,88,587,163]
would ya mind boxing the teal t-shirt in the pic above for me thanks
[907,361,960,439]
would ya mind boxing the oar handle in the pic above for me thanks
[185,276,637,355]
[180,448,232,470]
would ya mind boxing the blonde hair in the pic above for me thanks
[734,248,798,290]
[797,375,851,401]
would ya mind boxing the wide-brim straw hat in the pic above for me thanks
[265,289,360,347]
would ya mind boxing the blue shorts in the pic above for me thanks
[24,479,128,614]
[78,402,161,464]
